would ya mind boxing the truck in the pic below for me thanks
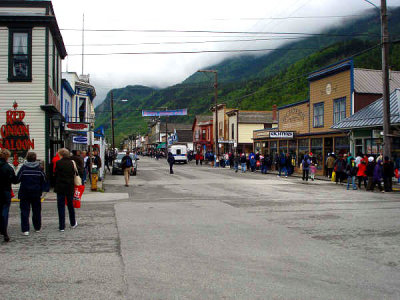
[168,145,188,164]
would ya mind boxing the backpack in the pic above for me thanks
[303,159,309,168]
[125,157,132,167]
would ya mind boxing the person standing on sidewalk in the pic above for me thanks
[54,148,77,232]
[240,153,247,173]
[345,157,358,190]
[0,149,17,242]
[121,151,133,187]
[326,153,335,179]
[234,152,240,173]
[301,155,311,182]
[167,152,175,174]
[16,152,47,236]
[71,150,84,180]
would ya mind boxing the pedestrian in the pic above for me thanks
[121,151,133,187]
[16,152,47,236]
[85,151,92,184]
[93,150,102,171]
[278,153,287,177]
[199,152,204,166]
[356,156,368,189]
[309,161,317,181]
[334,155,346,185]
[167,152,175,174]
[260,155,267,174]
[104,151,111,173]
[0,149,17,242]
[195,152,199,165]
[240,153,247,173]
[345,157,357,190]
[326,153,335,178]
[54,148,78,232]
[81,151,87,183]
[371,159,384,192]
[234,152,240,173]
[71,150,84,179]
[301,155,311,181]
[249,152,256,172]
[383,156,394,192]
[366,156,376,191]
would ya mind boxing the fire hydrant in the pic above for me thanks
[91,167,98,191]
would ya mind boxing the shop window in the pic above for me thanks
[313,103,324,128]
[219,122,223,137]
[333,97,346,124]
[365,139,382,155]
[311,138,323,170]
[270,141,277,158]
[202,129,206,140]
[231,123,235,140]
[298,138,309,165]
[79,97,86,123]
[334,136,350,155]
[355,138,363,156]
[9,29,32,82]
[279,140,288,155]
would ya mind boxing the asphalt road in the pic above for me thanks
[1,156,400,299]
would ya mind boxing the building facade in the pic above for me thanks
[253,59,400,175]
[192,115,213,154]
[0,0,67,172]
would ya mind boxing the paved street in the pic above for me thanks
[1,156,400,299]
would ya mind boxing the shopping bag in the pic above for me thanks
[256,161,261,167]
[331,171,336,182]
[65,185,85,208]
[395,168,399,179]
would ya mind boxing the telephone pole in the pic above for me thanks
[110,91,115,152]
[381,0,391,158]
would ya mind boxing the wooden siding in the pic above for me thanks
[0,7,46,14]
[309,70,351,133]
[238,123,264,144]
[0,27,47,166]
[278,102,310,134]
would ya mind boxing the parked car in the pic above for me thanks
[112,152,138,175]
[168,145,188,164]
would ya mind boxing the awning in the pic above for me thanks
[157,142,166,149]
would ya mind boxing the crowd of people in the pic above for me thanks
[0,147,104,243]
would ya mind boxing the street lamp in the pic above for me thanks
[110,94,129,152]
[197,69,219,157]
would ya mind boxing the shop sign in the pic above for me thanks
[65,123,89,132]
[0,102,35,167]
[253,130,270,139]
[270,131,294,139]
[72,136,88,144]
[218,139,235,144]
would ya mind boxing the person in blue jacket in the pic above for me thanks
[16,152,47,236]
[249,152,256,172]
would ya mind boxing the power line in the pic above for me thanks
[211,14,365,21]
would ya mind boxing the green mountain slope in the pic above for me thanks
[95,7,400,146]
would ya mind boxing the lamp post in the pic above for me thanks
[197,70,219,157]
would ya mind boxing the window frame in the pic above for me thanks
[333,97,346,124]
[8,28,33,82]
[313,102,324,128]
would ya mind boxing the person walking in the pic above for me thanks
[54,148,77,232]
[16,152,47,235]
[383,156,394,192]
[121,151,133,187]
[104,151,111,173]
[309,161,317,181]
[278,153,287,177]
[167,152,175,174]
[346,157,358,190]
[334,155,346,185]
[326,153,335,178]
[366,156,376,191]
[234,152,240,173]
[81,151,88,183]
[240,153,247,173]
[356,156,368,189]
[0,149,17,242]
[301,155,311,181]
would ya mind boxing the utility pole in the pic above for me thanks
[110,91,115,152]
[381,0,391,158]
[198,70,219,157]
[165,107,168,157]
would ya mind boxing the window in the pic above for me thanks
[333,97,346,124]
[79,97,86,122]
[231,123,235,140]
[202,129,206,140]
[219,121,223,137]
[9,29,32,81]
[313,103,324,127]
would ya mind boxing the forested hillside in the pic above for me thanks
[95,7,400,145]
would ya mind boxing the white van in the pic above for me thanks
[169,145,188,163]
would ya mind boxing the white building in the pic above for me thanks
[0,0,67,172]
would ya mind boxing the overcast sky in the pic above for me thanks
[52,0,400,106]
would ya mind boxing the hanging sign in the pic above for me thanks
[142,109,187,117]
[0,102,35,167]
[73,136,88,144]
[65,122,89,132]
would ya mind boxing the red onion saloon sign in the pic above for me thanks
[0,102,35,166]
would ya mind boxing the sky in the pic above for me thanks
[52,0,400,106]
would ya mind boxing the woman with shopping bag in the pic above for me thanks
[54,148,78,232]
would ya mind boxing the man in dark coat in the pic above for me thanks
[167,152,175,174]
[54,148,77,232]
[16,152,47,235]
[71,150,84,179]
[383,156,394,192]
[0,149,17,242]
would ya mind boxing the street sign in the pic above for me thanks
[142,109,187,117]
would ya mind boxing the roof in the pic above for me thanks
[308,59,353,82]
[195,115,212,123]
[332,89,400,130]
[354,68,400,94]
[160,123,192,132]
[237,111,275,124]
[278,99,309,110]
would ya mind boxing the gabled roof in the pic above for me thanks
[332,89,400,130]
[192,115,212,130]
[354,68,400,94]
[237,111,275,124]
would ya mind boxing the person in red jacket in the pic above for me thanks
[357,156,368,189]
